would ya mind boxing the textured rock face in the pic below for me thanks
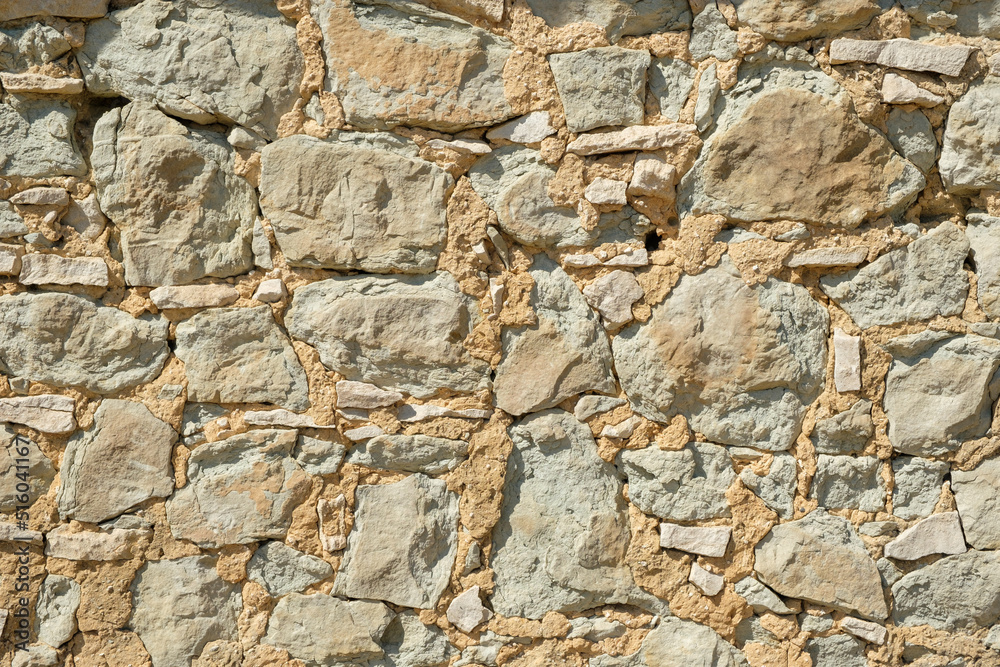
[247,542,333,597]
[36,574,80,648]
[0,427,53,512]
[733,0,880,41]
[614,258,828,451]
[80,0,302,140]
[810,455,885,512]
[524,0,691,40]
[347,434,469,474]
[260,134,451,272]
[286,272,490,397]
[952,458,1000,550]
[333,474,459,609]
[58,400,176,523]
[92,103,256,286]
[967,212,1000,317]
[0,292,168,394]
[0,99,85,178]
[892,551,1000,631]
[311,0,514,131]
[590,617,747,667]
[548,47,650,132]
[492,411,648,618]
[680,61,924,227]
[941,79,1000,192]
[619,443,735,520]
[904,0,1000,37]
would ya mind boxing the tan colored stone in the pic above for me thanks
[830,38,975,77]
[733,0,880,41]
[19,254,109,287]
[566,123,699,156]
[0,395,76,434]
[0,0,107,19]
[0,73,84,95]
[149,284,240,309]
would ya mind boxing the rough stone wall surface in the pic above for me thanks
[4,0,1000,666]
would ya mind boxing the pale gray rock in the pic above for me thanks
[548,47,650,133]
[820,223,970,328]
[940,79,1000,193]
[0,0,108,20]
[732,0,880,41]
[9,187,68,206]
[287,272,488,398]
[892,456,948,520]
[19,255,109,288]
[689,562,724,596]
[0,427,53,512]
[786,247,869,268]
[524,0,691,40]
[833,328,863,392]
[0,395,75,434]
[884,334,1000,456]
[447,586,493,633]
[58,400,176,524]
[567,123,699,155]
[295,435,347,476]
[887,108,937,174]
[346,434,469,474]
[92,103,255,286]
[735,577,793,615]
[253,278,286,303]
[804,635,866,667]
[575,395,627,421]
[967,212,1000,317]
[175,306,310,410]
[903,0,1000,37]
[613,258,828,451]
[182,403,227,440]
[619,443,735,520]
[0,98,85,179]
[861,521,900,537]
[247,542,334,597]
[80,0,302,140]
[130,556,242,667]
[0,292,168,394]
[11,645,58,667]
[0,244,21,275]
[690,3,739,62]
[334,474,458,609]
[486,112,556,144]
[589,616,747,667]
[884,512,966,561]
[312,0,513,131]
[883,72,945,107]
[45,524,150,561]
[252,219,273,270]
[35,575,79,648]
[585,178,628,207]
[629,153,677,198]
[892,550,1000,631]
[148,285,239,310]
[679,61,924,227]
[830,38,974,76]
[649,57,696,121]
[660,524,731,557]
[694,63,720,132]
[988,624,1000,649]
[878,557,903,587]
[568,617,627,641]
[492,410,653,619]
[336,381,404,409]
[953,457,1000,550]
[800,613,833,633]
[754,510,888,620]
[494,256,616,415]
[739,452,797,519]
[0,201,28,238]
[382,611,456,667]
[811,455,885,512]
[166,430,311,547]
[260,134,452,273]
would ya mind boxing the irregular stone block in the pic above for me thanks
[35,575,79,648]
[585,178,629,206]
[566,123,699,155]
[966,212,1000,317]
[903,0,1000,37]
[884,512,966,561]
[841,616,887,645]
[679,61,924,227]
[0,98,85,179]
[887,107,938,174]
[732,0,880,41]
[92,103,255,286]
[649,57,696,121]
[131,556,242,667]
[336,381,404,409]
[629,153,677,198]
[884,334,1000,456]
[820,223,969,328]
[19,254,108,287]
[334,474,458,609]
[739,452,796,519]
[166,430,311,547]
[754,510,887,620]
[659,524,731,557]
[0,395,75,434]
[811,455,885,512]
[177,306,309,409]
[690,3,738,62]
[9,187,69,206]
[260,134,452,272]
[941,79,1000,192]
[0,73,82,94]
[492,411,652,618]
[346,434,469,474]
[785,246,868,268]
[953,457,1000,550]
[0,202,28,238]
[494,256,616,415]
[243,410,330,430]
[614,258,828,451]
[833,328,862,392]
[548,47,650,133]
[286,272,490,398]
[589,616,747,667]
[892,456,948,520]
[252,278,286,303]
[247,542,333,597]
[689,562,724,596]
[805,635,866,667]
[735,577,793,614]
[62,194,106,240]
[0,427,53,513]
[486,111,556,144]
[149,285,239,310]
[829,38,975,76]
[0,292,168,394]
[575,396,627,421]
[620,443,735,520]
[892,550,1000,631]
[525,0,690,40]
[812,400,873,455]
[883,73,945,107]
[0,0,108,20]
[294,435,346,476]
[45,524,150,561]
[80,0,302,140]
[311,0,514,131]
[448,586,493,633]
[383,611,456,666]
[58,400,176,524]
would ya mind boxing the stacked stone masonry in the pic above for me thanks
[7,0,1000,666]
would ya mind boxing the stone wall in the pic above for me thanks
[1,0,1000,665]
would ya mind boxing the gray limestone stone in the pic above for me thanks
[892,456,948,520]
[810,455,885,512]
[679,60,924,227]
[804,635,866,667]
[295,436,347,477]
[311,0,514,131]
[92,103,256,286]
[754,510,888,620]
[80,0,302,140]
[812,400,874,455]
[495,256,616,415]
[649,57,696,121]
[953,457,1000,550]
[613,257,828,451]
[35,575,79,648]
[247,542,334,597]
[733,0,880,41]
[260,134,452,273]
[575,395,627,421]
[739,452,797,519]
[346,435,469,474]
[0,427,53,513]
[175,306,310,410]
[892,550,1000,631]
[58,400,176,524]
[492,410,654,619]
[548,47,650,133]
[334,474,458,609]
[166,430,311,547]
[130,556,242,667]
[0,201,28,238]
[887,108,937,174]
[690,3,739,61]
[941,79,1000,193]
[0,98,85,179]
[735,577,794,615]
[967,212,1000,318]
[382,611,456,667]
[883,334,1000,456]
[11,645,58,667]
[800,613,834,633]
[820,223,970,329]
[694,63,720,132]
[884,512,966,561]
[0,0,108,20]
[524,0,691,40]
[286,272,490,399]
[903,0,1000,37]
[619,443,735,520]
[0,292,168,394]
[182,403,227,439]
[583,270,644,327]
[589,616,747,667]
